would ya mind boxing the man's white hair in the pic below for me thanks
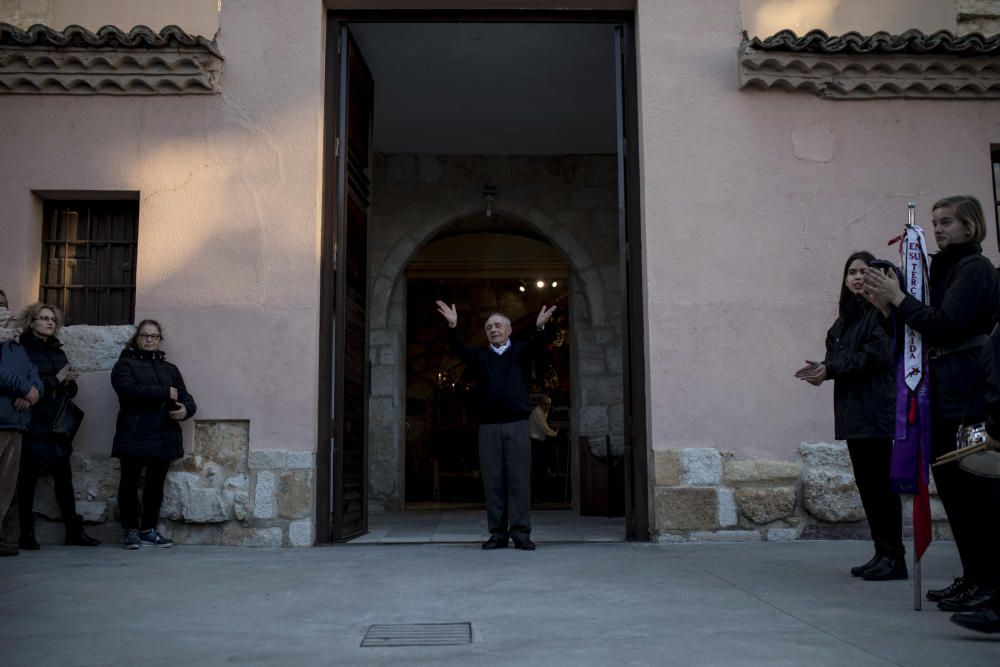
[484,312,511,328]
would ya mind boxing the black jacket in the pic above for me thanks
[980,330,1000,440]
[448,326,549,424]
[19,331,77,438]
[896,243,1000,422]
[111,348,196,460]
[823,298,896,440]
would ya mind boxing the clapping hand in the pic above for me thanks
[168,403,187,421]
[794,360,827,386]
[435,301,458,328]
[863,267,904,311]
[536,305,557,329]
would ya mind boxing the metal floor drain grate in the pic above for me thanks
[361,622,472,647]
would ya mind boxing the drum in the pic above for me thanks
[954,423,1000,478]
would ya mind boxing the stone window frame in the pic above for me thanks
[738,29,1000,99]
[0,22,222,95]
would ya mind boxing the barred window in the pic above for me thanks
[40,200,139,326]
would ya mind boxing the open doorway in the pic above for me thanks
[318,15,647,543]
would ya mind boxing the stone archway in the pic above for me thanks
[366,153,625,513]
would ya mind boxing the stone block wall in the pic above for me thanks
[2,420,316,547]
[653,442,951,543]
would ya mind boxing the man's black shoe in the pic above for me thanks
[511,536,536,551]
[927,577,969,602]
[950,608,1000,633]
[482,535,508,550]
[937,585,996,612]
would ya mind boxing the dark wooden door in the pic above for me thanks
[331,27,374,541]
[614,24,650,541]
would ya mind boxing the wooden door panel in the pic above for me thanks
[332,28,374,542]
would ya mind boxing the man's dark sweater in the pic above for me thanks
[448,326,548,424]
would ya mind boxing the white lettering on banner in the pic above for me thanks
[902,226,929,391]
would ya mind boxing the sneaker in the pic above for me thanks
[123,529,141,550]
[139,529,173,548]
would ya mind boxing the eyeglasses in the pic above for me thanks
[33,316,56,323]
[137,333,162,340]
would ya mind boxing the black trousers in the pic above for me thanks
[846,438,903,552]
[931,419,1000,588]
[479,421,531,538]
[17,448,77,533]
[117,457,171,531]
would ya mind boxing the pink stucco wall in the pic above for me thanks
[636,0,1000,459]
[2,0,998,470]
[0,0,326,454]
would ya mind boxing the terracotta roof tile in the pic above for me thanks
[0,22,221,59]
[744,29,1000,57]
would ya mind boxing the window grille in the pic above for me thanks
[39,200,139,326]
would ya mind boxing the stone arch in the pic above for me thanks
[365,154,625,513]
[370,200,604,331]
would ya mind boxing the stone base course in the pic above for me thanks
[652,443,953,543]
[0,420,316,548]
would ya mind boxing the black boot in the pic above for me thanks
[850,547,881,577]
[862,546,908,581]
[17,521,39,551]
[18,506,39,550]
[64,515,100,547]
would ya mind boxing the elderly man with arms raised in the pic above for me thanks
[436,301,556,551]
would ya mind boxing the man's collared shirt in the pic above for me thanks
[490,339,511,355]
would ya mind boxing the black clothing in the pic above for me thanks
[110,348,196,460]
[896,242,999,421]
[447,327,547,424]
[117,457,171,531]
[897,242,1000,587]
[979,328,1000,440]
[17,447,77,537]
[931,419,1000,588]
[846,438,902,551]
[19,331,77,460]
[823,298,896,440]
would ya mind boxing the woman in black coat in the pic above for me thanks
[797,251,903,580]
[111,319,196,549]
[864,195,1000,610]
[16,303,100,549]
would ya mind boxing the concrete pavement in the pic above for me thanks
[0,539,997,666]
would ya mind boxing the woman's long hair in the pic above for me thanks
[838,251,875,317]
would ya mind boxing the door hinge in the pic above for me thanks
[335,136,340,157]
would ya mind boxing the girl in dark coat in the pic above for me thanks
[111,319,196,549]
[864,195,1000,610]
[796,251,904,580]
[16,303,99,549]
